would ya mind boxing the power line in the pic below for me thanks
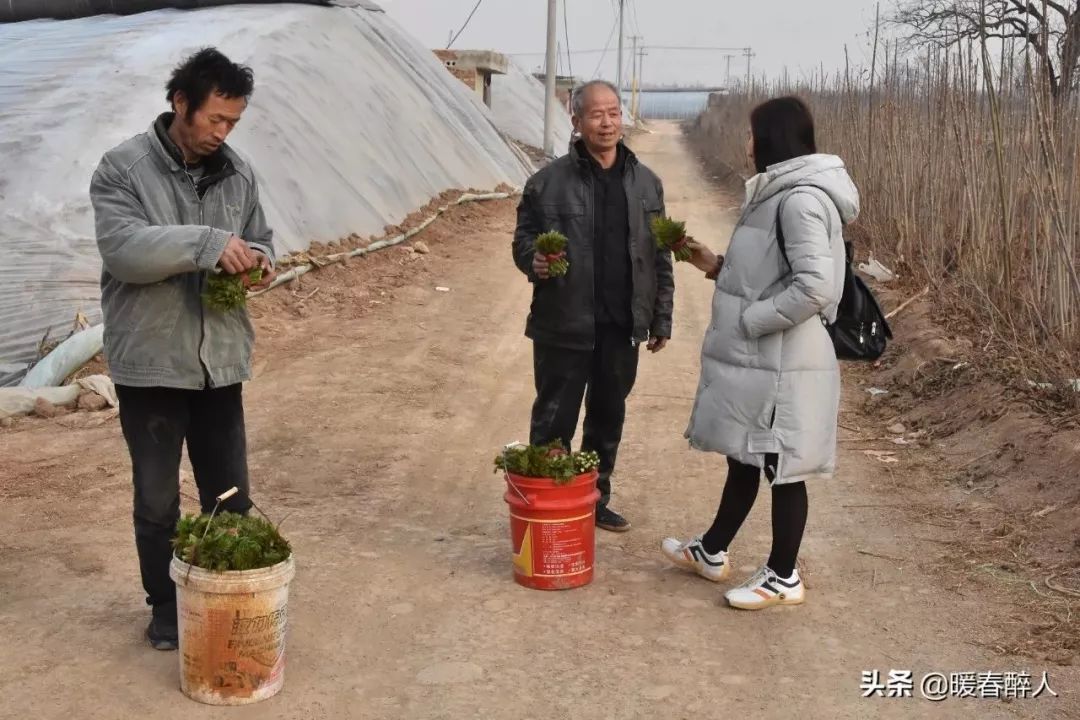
[645,45,750,51]
[562,0,573,78]
[509,45,751,57]
[446,0,484,49]
[591,15,619,79]
[629,0,642,37]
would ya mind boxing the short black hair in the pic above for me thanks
[166,47,254,119]
[749,96,816,174]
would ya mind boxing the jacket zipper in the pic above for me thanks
[583,175,599,351]
[623,164,645,348]
[185,168,211,390]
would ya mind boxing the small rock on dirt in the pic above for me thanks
[412,241,431,255]
[78,391,109,412]
[888,423,906,435]
[33,398,59,419]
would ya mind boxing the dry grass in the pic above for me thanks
[691,31,1079,394]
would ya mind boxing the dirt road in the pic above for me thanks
[1,123,1073,719]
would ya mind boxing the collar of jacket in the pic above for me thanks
[570,138,638,177]
[151,112,232,178]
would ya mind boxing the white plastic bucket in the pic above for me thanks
[169,556,296,705]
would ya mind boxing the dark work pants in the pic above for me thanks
[115,384,251,622]
[529,324,640,506]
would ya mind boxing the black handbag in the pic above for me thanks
[775,196,892,361]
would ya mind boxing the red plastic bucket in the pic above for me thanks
[504,470,600,590]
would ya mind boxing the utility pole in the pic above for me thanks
[636,48,648,120]
[629,35,642,120]
[743,47,755,90]
[543,0,557,157]
[724,54,734,87]
[615,0,625,107]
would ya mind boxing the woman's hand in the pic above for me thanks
[685,237,720,275]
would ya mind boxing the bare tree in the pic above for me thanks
[895,1,1080,98]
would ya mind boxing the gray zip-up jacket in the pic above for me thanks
[89,113,275,390]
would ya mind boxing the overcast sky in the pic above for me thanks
[380,0,886,87]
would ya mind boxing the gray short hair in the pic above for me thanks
[571,80,620,117]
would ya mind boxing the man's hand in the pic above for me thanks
[647,336,669,353]
[532,251,553,280]
[248,251,276,291]
[219,234,259,275]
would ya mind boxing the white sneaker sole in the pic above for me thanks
[661,544,731,583]
[726,591,805,610]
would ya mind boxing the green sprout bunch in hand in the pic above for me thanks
[650,216,694,262]
[203,267,263,312]
[535,230,569,278]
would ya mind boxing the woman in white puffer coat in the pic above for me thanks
[662,97,860,610]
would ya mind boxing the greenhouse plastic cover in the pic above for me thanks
[491,62,572,156]
[0,3,532,384]
[0,0,381,23]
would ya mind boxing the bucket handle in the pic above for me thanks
[184,486,238,582]
[182,486,281,582]
[500,445,531,506]
[504,471,531,505]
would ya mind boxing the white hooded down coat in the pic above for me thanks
[685,154,860,484]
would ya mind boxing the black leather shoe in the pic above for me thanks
[595,504,631,532]
[145,617,178,651]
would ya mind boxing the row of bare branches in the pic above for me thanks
[895,0,1080,98]
[697,1,1078,370]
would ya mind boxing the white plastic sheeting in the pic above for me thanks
[0,4,530,383]
[0,385,81,419]
[0,0,370,23]
[19,324,104,389]
[0,374,116,419]
[490,62,572,156]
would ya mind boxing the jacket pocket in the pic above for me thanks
[537,203,585,235]
[111,278,184,336]
[636,199,662,283]
[703,291,758,364]
[641,199,662,245]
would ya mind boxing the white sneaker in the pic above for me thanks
[660,536,731,582]
[724,566,805,610]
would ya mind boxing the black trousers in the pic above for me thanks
[529,325,640,506]
[115,384,251,621]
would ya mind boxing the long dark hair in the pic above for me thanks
[749,96,816,174]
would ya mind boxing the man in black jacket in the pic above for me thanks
[512,80,674,532]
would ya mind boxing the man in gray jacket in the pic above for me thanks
[89,48,275,650]
[513,80,674,532]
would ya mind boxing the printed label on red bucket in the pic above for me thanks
[510,512,593,579]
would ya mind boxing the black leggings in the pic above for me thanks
[700,456,807,578]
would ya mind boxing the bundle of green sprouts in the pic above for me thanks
[494,441,601,485]
[172,511,291,572]
[650,216,693,262]
[535,231,569,277]
[203,267,263,312]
